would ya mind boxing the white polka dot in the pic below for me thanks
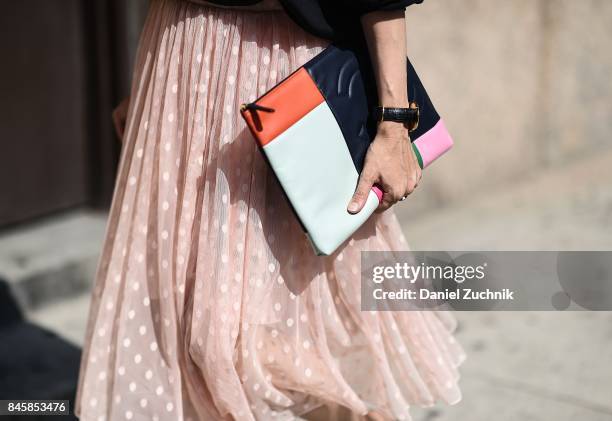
[166,402,174,412]
[98,327,106,337]
[90,398,97,407]
[228,75,236,85]
[262,55,270,65]
[129,382,137,392]
[286,318,294,327]
[128,176,136,186]
[162,172,170,181]
[139,325,147,335]
[134,354,142,364]
[150,342,158,352]
[164,142,171,152]
[98,371,106,381]
[232,46,239,55]
[140,398,148,408]
[125,410,133,420]
[161,230,169,240]
[305,368,312,377]
[268,263,275,273]
[145,369,153,380]
[167,113,174,123]
[132,282,140,291]
[128,310,135,319]
[274,302,281,311]
[249,65,257,74]
[253,383,260,391]
[118,366,126,376]
[196,53,202,63]
[123,338,131,348]
[143,297,151,306]
[171,83,178,93]
[156,386,164,395]
[303,340,311,349]
[269,70,277,80]
[136,148,144,158]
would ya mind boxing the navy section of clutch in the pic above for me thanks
[303,44,440,173]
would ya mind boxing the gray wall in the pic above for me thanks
[403,0,612,216]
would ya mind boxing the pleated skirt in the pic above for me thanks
[74,1,465,420]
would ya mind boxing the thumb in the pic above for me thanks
[348,169,376,214]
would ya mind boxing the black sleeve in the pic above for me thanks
[348,0,424,15]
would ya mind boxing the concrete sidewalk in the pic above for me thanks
[394,149,612,420]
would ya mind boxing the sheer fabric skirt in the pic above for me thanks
[75,1,465,420]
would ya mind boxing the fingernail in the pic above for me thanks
[347,201,359,213]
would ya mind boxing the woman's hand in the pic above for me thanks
[349,9,420,213]
[112,96,130,141]
[347,121,421,214]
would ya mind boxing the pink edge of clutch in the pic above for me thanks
[413,119,454,168]
[371,185,383,202]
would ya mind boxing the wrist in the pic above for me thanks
[378,97,410,109]
[376,120,409,139]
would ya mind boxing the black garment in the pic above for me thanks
[206,0,425,131]
[205,0,424,42]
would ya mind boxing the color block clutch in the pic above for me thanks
[240,45,452,255]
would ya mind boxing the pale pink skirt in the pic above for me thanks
[74,1,465,420]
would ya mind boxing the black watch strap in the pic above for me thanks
[373,104,420,132]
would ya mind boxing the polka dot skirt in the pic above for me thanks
[74,1,465,420]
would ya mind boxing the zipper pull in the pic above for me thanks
[240,102,275,113]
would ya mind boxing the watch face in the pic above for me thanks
[408,102,420,133]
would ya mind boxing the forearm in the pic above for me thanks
[361,10,409,108]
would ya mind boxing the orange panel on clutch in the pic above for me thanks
[240,68,324,147]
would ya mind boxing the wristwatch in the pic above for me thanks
[373,102,420,132]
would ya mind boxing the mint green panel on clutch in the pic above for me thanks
[262,102,379,255]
